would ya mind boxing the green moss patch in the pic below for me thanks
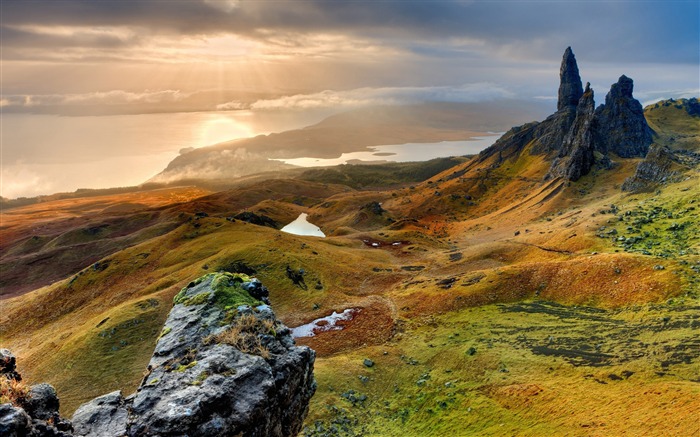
[173,272,263,310]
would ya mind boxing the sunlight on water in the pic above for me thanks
[198,116,254,146]
[1,111,324,198]
[270,135,501,167]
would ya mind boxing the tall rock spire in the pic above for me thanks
[546,82,596,181]
[557,47,584,111]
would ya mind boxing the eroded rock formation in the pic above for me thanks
[621,144,683,192]
[546,83,596,181]
[480,47,654,182]
[558,46,584,111]
[1,273,316,437]
[594,75,653,158]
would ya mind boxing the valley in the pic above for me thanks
[1,89,698,436]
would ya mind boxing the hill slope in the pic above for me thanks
[1,54,698,435]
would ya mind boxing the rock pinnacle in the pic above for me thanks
[557,47,584,111]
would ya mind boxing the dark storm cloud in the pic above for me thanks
[2,0,698,64]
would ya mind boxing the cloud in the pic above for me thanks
[1,90,188,109]
[150,147,290,183]
[636,88,700,107]
[203,0,240,14]
[0,163,55,199]
[218,84,514,111]
[1,1,697,65]
[216,101,246,110]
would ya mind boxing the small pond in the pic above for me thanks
[281,213,325,237]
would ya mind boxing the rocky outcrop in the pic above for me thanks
[73,272,315,437]
[231,211,279,229]
[481,48,582,161]
[0,349,73,436]
[621,144,683,192]
[546,83,596,181]
[478,47,655,182]
[594,75,653,157]
[2,273,316,437]
[558,47,584,111]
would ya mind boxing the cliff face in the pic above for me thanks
[2,273,316,437]
[546,83,596,181]
[594,75,654,158]
[479,47,654,182]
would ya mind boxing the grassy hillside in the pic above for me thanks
[0,106,698,434]
[645,98,700,151]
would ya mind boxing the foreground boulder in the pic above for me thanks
[0,349,73,436]
[2,273,315,437]
[74,272,315,437]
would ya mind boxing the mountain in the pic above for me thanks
[1,49,698,436]
[478,47,652,183]
[149,101,550,184]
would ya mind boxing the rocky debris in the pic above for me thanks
[24,383,61,421]
[593,75,653,158]
[546,83,596,181]
[1,349,21,382]
[0,404,31,436]
[2,273,316,437]
[558,47,584,111]
[449,252,463,262]
[0,350,73,436]
[231,211,279,229]
[286,265,308,290]
[621,144,683,192]
[242,277,271,304]
[361,201,385,215]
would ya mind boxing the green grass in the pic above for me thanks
[2,130,698,434]
[599,179,700,295]
[26,295,171,414]
[298,157,468,189]
[644,98,700,151]
[304,299,700,436]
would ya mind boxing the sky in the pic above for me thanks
[1,0,699,198]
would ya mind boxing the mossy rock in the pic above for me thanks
[173,272,263,310]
